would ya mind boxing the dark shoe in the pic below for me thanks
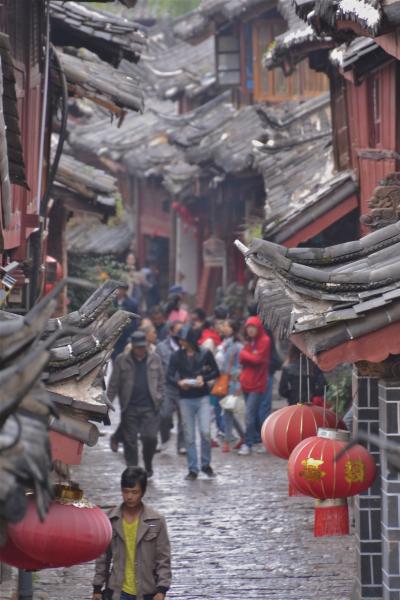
[185,471,198,481]
[201,465,216,478]
[110,436,119,453]
[146,469,154,479]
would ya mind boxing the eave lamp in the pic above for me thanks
[288,428,377,537]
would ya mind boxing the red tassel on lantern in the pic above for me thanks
[288,428,377,537]
[7,485,112,568]
[314,499,349,537]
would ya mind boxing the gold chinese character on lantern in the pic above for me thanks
[300,458,326,481]
[344,459,365,484]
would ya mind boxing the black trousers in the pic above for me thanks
[121,407,160,471]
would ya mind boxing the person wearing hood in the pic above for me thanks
[167,325,219,480]
[238,316,271,455]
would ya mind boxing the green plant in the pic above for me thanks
[325,366,353,417]
[68,253,129,311]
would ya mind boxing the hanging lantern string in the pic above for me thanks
[306,356,311,404]
[323,385,327,426]
[299,352,303,404]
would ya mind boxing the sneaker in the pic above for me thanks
[256,445,268,454]
[222,441,230,453]
[159,442,168,453]
[233,438,244,450]
[110,436,119,453]
[185,471,198,481]
[201,465,216,478]
[211,438,219,448]
[178,447,187,455]
[238,444,251,456]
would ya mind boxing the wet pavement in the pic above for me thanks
[35,406,355,600]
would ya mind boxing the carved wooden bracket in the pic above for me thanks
[356,356,400,379]
[361,172,400,231]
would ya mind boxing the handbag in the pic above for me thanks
[220,394,240,412]
[211,373,229,397]
[211,346,236,397]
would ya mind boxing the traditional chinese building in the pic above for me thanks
[239,1,400,597]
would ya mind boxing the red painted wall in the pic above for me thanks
[346,62,397,233]
[1,3,43,256]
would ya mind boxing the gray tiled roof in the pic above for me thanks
[54,144,118,209]
[173,0,268,41]
[0,280,130,525]
[293,0,399,37]
[55,46,144,113]
[50,1,146,65]
[66,219,132,255]
[238,220,400,352]
[122,31,216,101]
[69,90,350,242]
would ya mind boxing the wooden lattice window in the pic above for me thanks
[252,19,329,102]
[216,29,241,87]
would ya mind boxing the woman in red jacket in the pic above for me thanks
[238,316,271,455]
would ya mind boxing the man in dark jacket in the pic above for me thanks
[92,467,171,600]
[167,325,219,480]
[108,331,165,477]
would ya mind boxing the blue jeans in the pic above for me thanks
[244,387,270,448]
[256,376,273,442]
[210,394,225,433]
[180,396,212,473]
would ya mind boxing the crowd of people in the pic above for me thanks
[107,281,300,481]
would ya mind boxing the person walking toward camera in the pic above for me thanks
[92,467,171,600]
[167,325,219,480]
[107,331,164,477]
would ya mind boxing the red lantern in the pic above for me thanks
[8,487,112,568]
[262,404,345,496]
[288,428,377,537]
[261,404,344,460]
[0,537,47,570]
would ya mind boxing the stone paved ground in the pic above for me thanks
[35,405,355,600]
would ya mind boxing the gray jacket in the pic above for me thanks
[156,338,180,402]
[93,503,171,600]
[108,351,165,412]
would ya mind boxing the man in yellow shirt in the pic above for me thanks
[93,467,171,600]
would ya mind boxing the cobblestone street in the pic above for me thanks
[35,406,355,600]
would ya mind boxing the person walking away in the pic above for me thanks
[279,343,325,406]
[149,306,168,342]
[238,317,270,456]
[107,331,164,477]
[167,325,219,480]
[217,319,245,452]
[156,320,186,454]
[92,466,171,600]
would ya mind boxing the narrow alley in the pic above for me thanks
[36,409,355,600]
